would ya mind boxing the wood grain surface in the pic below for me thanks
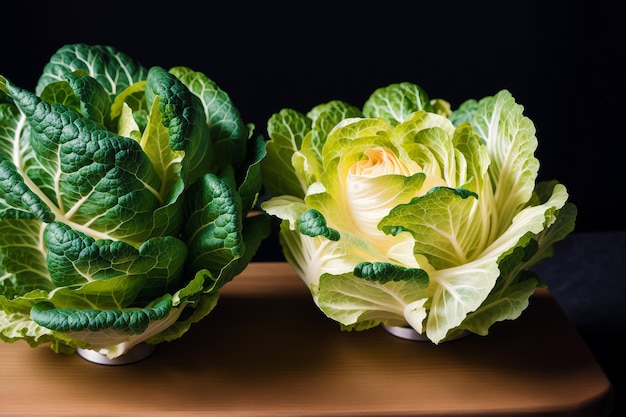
[0,263,614,416]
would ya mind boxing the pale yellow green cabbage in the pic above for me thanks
[261,83,576,343]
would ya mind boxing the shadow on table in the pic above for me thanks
[533,230,626,417]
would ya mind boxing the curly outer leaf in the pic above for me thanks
[184,171,243,273]
[469,90,540,235]
[381,186,479,269]
[30,294,173,335]
[296,209,340,241]
[0,160,54,222]
[214,213,271,289]
[37,80,81,113]
[147,290,219,345]
[43,221,187,304]
[145,66,196,152]
[362,82,431,124]
[307,100,362,163]
[146,66,212,184]
[317,270,430,331]
[170,66,248,171]
[6,82,68,172]
[35,43,149,97]
[7,83,173,241]
[449,99,479,126]
[62,71,112,127]
[261,108,310,198]
[354,262,429,286]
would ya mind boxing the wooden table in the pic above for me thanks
[0,263,614,416]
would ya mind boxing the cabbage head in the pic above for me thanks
[261,82,576,343]
[0,44,270,358]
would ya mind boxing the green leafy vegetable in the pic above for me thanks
[261,83,576,343]
[0,43,270,358]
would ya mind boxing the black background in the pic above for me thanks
[2,1,625,415]
[2,1,624,234]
